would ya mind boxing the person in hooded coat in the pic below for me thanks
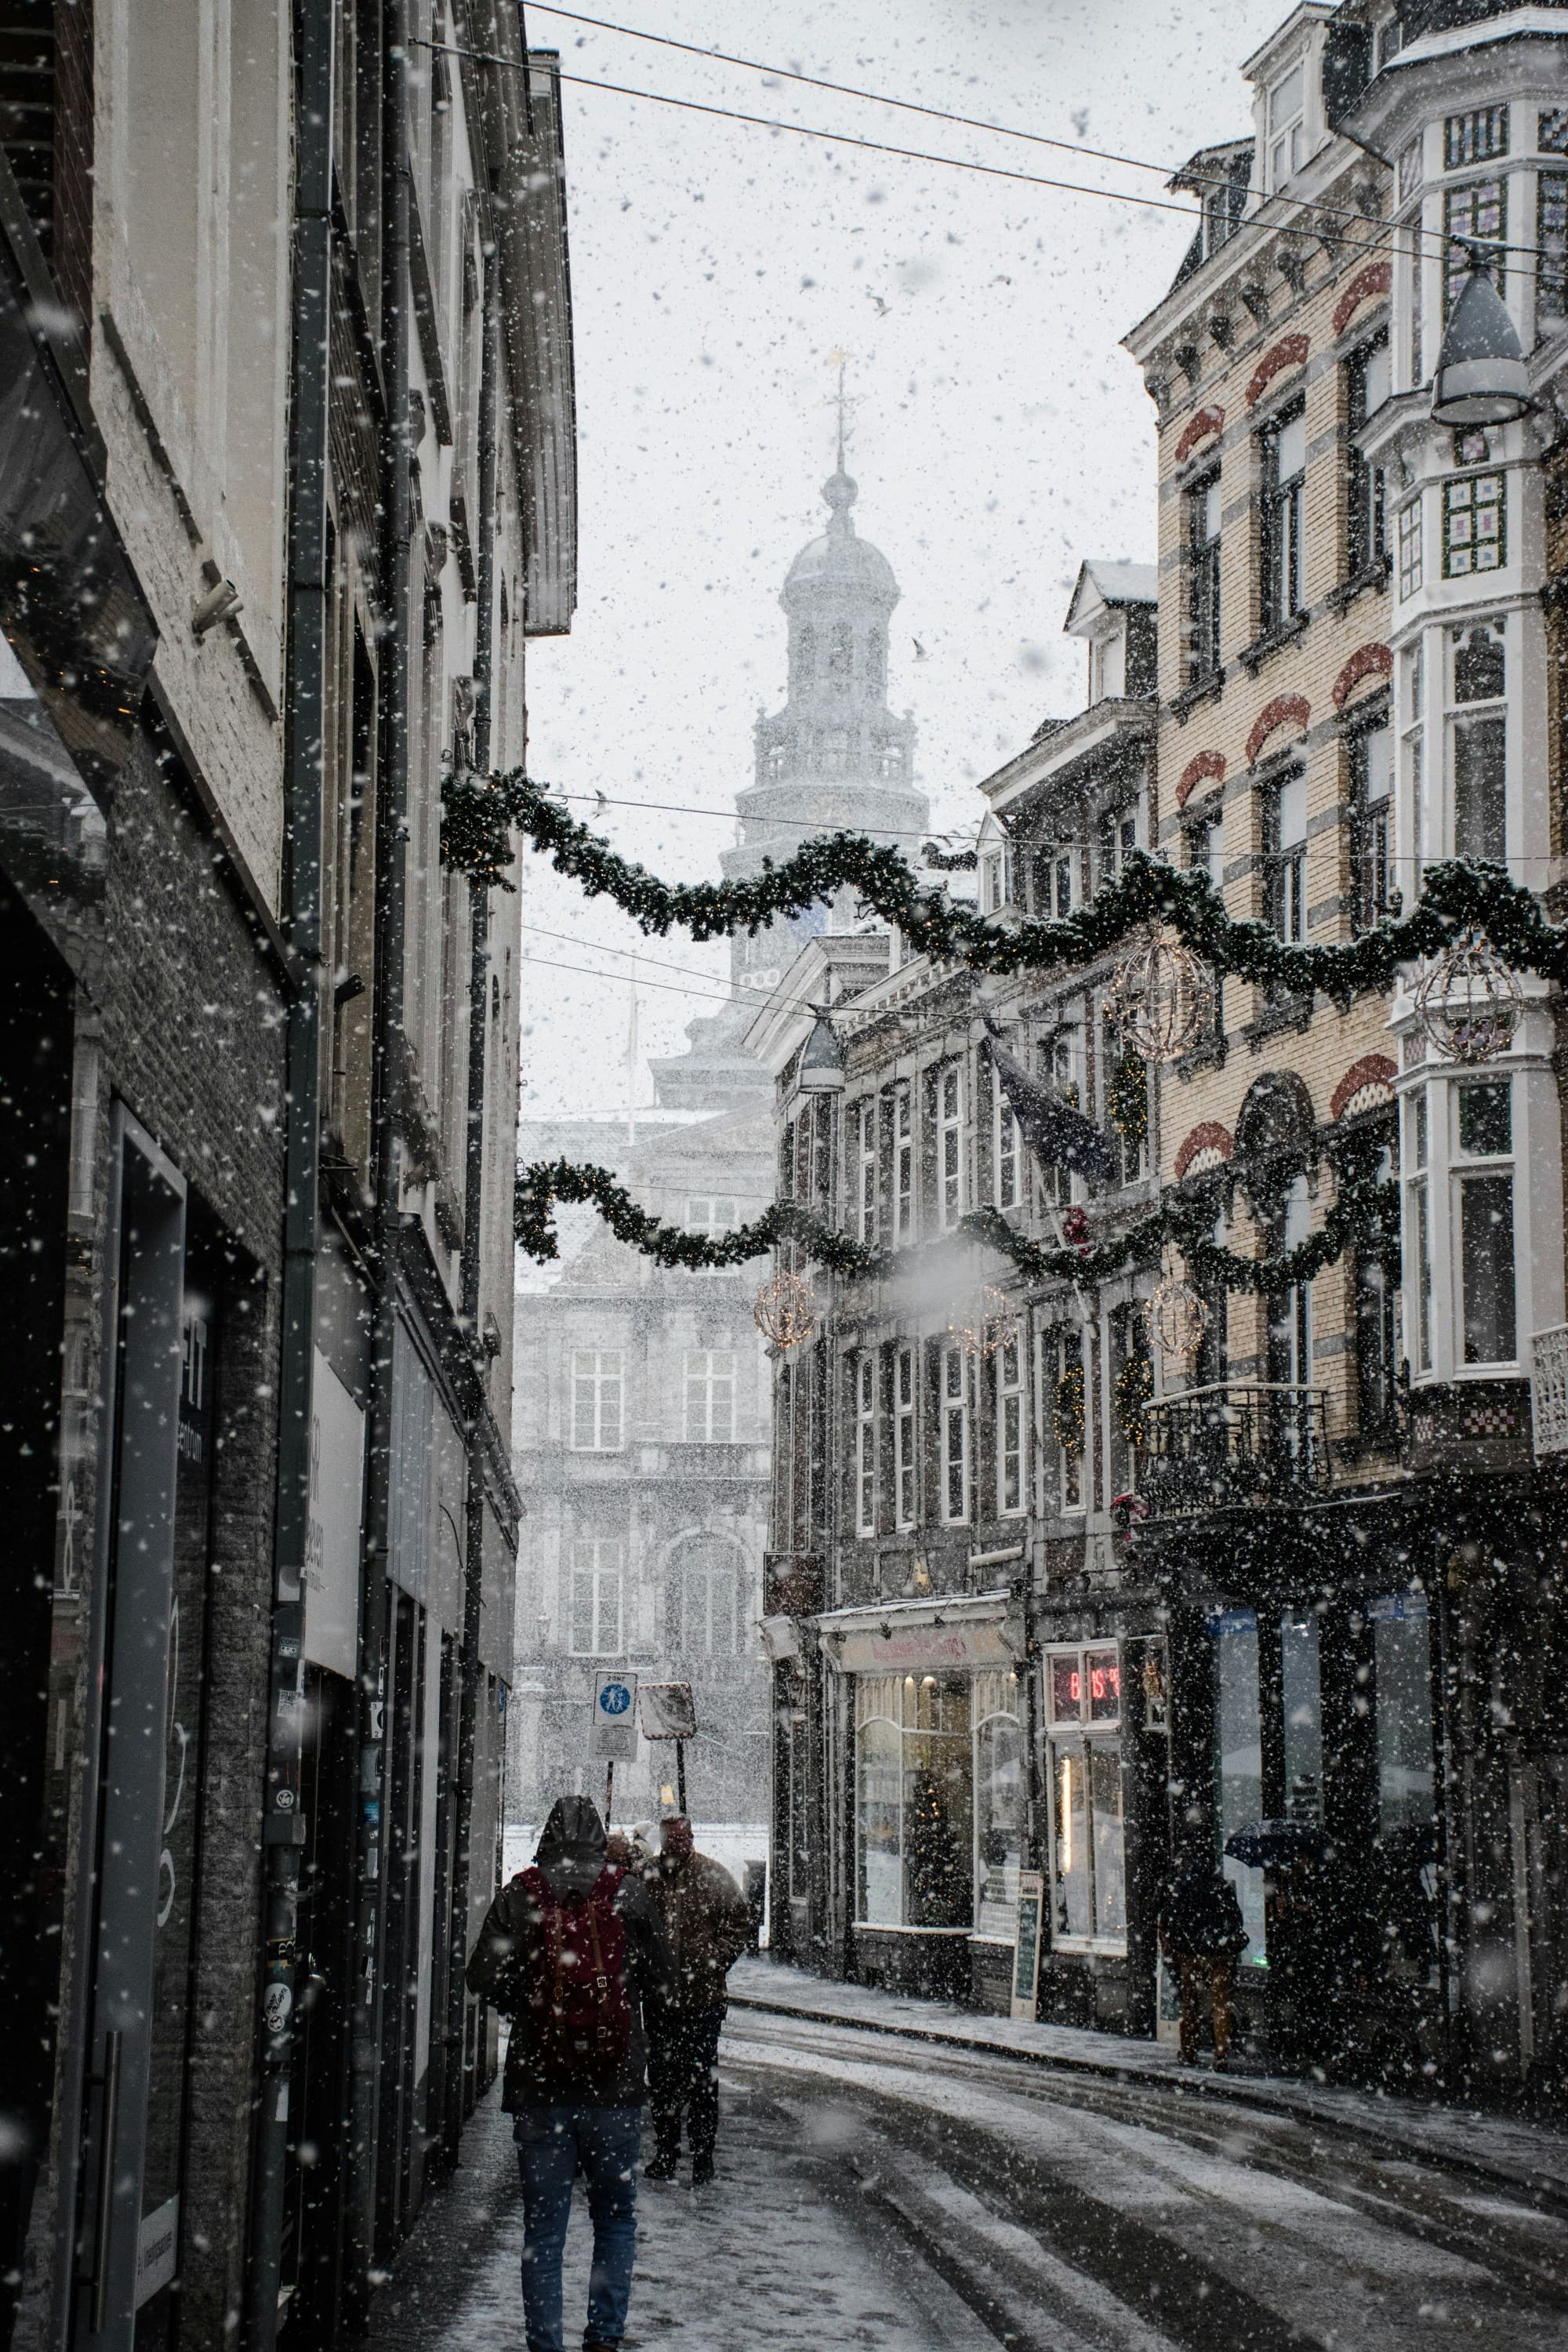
[1158,1853,1249,2067]
[467,1796,671,2352]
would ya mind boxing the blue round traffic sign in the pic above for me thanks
[598,1681,632,1716]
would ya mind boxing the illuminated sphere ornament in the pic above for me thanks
[1105,927,1214,1066]
[1150,1272,1210,1366]
[753,1269,817,1351]
[949,1284,1019,1359]
[1411,931,1522,1065]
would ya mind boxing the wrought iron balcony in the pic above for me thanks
[1141,1382,1330,1517]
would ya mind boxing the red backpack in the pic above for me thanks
[516,1864,632,2076]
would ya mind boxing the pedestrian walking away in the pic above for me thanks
[467,1795,673,2352]
[639,1816,752,2184]
[1158,1854,1249,2068]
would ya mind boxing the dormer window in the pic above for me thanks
[1088,632,1125,704]
[1268,61,1305,191]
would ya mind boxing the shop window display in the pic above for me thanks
[1044,1646,1126,1947]
[855,1670,1024,1934]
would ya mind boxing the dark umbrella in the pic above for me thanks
[1224,1818,1327,1868]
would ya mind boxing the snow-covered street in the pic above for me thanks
[361,1978,1568,2352]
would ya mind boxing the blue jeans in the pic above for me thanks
[514,2106,641,2352]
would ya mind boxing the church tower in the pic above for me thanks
[649,446,927,1109]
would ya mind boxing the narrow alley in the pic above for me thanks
[361,1974,1568,2352]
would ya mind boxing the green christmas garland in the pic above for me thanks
[515,1156,1400,1294]
[1052,1359,1087,1454]
[443,764,1568,993]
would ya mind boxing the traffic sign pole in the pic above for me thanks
[604,1759,614,1829]
[676,1740,687,1817]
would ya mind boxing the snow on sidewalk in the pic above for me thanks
[727,1955,1568,2204]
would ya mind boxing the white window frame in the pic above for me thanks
[1267,57,1306,191]
[1451,1075,1517,1369]
[571,1349,624,1451]
[570,1538,623,1655]
[685,1194,739,1276]
[941,1343,969,1525]
[894,1080,914,1240]
[856,1095,879,1246]
[994,1075,1019,1211]
[677,1540,739,1657]
[938,1062,965,1229]
[1446,617,1507,866]
[1405,1086,1433,1375]
[1396,496,1423,602]
[856,1352,877,1536]
[684,1348,735,1443]
[996,1333,1025,1519]
[895,1343,916,1529]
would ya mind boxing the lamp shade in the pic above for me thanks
[797,1011,844,1093]
[1432,259,1533,426]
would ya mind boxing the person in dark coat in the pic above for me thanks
[638,1817,751,2184]
[467,1796,671,2352]
[1158,1855,1249,2067]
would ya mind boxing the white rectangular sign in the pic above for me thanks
[638,1681,697,1740]
[590,1669,639,1762]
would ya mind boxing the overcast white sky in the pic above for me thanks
[517,0,1286,1120]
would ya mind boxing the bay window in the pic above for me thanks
[1443,179,1506,314]
[1406,1087,1432,1374]
[1450,621,1506,862]
[1456,1076,1516,1364]
[1045,1646,1125,1948]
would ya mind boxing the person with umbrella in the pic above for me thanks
[1158,1848,1250,2067]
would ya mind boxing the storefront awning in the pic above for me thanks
[817,1589,1021,1674]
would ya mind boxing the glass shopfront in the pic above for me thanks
[1044,1645,1126,1948]
[1210,1609,1268,1969]
[855,1667,1023,1935]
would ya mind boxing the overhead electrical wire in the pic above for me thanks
[414,30,1555,285]
[534,783,979,848]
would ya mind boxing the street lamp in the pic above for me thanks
[1432,252,1534,427]
[796,1009,845,1094]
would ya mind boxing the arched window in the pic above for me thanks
[829,619,853,680]
[672,1534,741,1656]
[868,627,887,695]
[793,622,816,691]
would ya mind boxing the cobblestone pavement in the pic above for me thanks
[360,2063,997,2350]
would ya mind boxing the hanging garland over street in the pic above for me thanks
[443,764,1568,993]
[515,1157,1399,1294]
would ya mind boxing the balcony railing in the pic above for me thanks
[1531,1326,1568,1457]
[1141,1382,1330,1517]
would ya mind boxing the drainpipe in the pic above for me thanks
[447,216,500,2160]
[241,4,333,2345]
[343,0,413,2319]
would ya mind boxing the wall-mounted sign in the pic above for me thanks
[590,1670,639,1762]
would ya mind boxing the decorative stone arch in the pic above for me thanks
[1175,749,1226,809]
[1234,1069,1318,1214]
[1246,693,1311,766]
[1330,641,1392,712]
[1330,1053,1397,1122]
[1246,333,1309,410]
[1174,405,1225,464]
[1174,1121,1234,1180]
[1333,262,1392,339]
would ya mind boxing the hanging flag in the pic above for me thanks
[985,1017,1114,1181]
